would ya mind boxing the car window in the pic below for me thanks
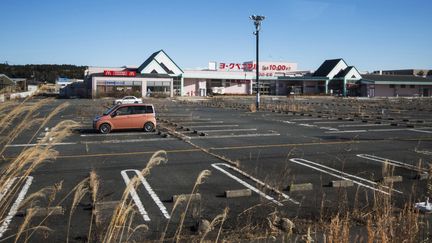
[145,106,154,114]
[103,105,119,115]
[131,106,154,114]
[116,106,132,116]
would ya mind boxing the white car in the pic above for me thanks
[113,96,143,105]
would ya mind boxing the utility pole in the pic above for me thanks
[250,15,265,110]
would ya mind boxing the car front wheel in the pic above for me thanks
[99,123,111,134]
[143,122,154,132]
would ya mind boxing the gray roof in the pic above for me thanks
[137,50,183,74]
[90,72,172,79]
[361,74,432,82]
[313,59,344,77]
[334,66,354,78]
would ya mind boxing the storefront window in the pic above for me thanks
[147,81,171,97]
[96,80,142,98]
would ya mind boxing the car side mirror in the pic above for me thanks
[111,111,117,117]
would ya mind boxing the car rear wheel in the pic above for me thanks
[143,122,154,132]
[117,101,122,105]
[99,123,111,134]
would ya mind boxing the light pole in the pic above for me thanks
[250,15,265,111]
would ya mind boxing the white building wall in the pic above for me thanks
[155,52,183,75]
[141,60,168,74]
[184,79,198,96]
[327,61,348,79]
[345,68,362,80]
[223,82,250,94]
[396,86,421,96]
[303,81,319,94]
[92,76,173,98]
[374,84,431,97]
[374,85,396,97]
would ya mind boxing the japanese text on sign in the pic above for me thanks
[219,63,292,71]
[104,70,136,77]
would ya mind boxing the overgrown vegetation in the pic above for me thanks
[0,64,86,83]
[1,97,431,242]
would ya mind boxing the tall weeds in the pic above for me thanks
[0,98,77,241]
[102,150,168,243]
[174,169,211,242]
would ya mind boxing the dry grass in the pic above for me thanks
[0,98,78,242]
[88,170,99,242]
[175,169,211,242]
[160,194,187,241]
[1,97,431,242]
[102,150,168,243]
[67,177,89,243]
[249,103,257,112]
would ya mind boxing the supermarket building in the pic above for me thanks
[84,50,432,98]
[84,50,306,98]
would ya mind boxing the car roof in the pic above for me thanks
[117,103,154,107]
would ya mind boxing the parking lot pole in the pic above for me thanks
[255,29,260,110]
[250,15,265,111]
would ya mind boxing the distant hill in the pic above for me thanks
[0,64,87,83]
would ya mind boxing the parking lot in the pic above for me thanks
[1,97,432,241]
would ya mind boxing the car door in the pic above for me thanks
[123,97,132,104]
[110,106,133,129]
[128,106,146,128]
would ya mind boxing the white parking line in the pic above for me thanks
[188,125,239,128]
[319,127,339,131]
[123,170,170,219]
[85,138,176,144]
[191,133,280,140]
[298,123,317,128]
[415,150,432,156]
[326,127,432,134]
[292,118,326,121]
[80,132,158,137]
[288,158,401,195]
[410,129,432,134]
[211,163,298,205]
[338,123,390,127]
[179,121,223,125]
[325,130,367,133]
[6,138,176,148]
[120,171,150,221]
[357,154,427,173]
[314,121,358,124]
[275,120,296,124]
[0,178,17,202]
[198,128,257,133]
[6,142,76,148]
[0,176,34,239]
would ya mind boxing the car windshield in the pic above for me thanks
[103,105,119,116]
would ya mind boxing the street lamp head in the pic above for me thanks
[250,15,265,21]
[250,15,265,31]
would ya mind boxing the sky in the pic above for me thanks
[1,0,431,72]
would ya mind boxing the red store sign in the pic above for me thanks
[219,62,292,71]
[104,70,136,77]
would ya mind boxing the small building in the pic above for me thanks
[181,61,307,96]
[0,74,15,91]
[85,50,182,98]
[56,77,85,97]
[279,59,361,96]
[360,74,432,97]
[0,74,27,92]
[373,69,430,77]
[82,51,432,98]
